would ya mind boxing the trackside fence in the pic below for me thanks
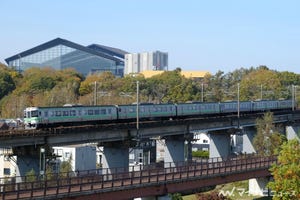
[0,154,277,200]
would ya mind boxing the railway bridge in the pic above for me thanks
[0,154,276,200]
[0,110,299,198]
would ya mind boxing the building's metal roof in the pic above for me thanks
[87,44,128,59]
[5,38,124,64]
[181,71,210,78]
[140,70,210,79]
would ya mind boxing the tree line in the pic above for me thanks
[0,63,299,118]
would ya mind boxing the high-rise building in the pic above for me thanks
[124,51,168,75]
[5,38,128,77]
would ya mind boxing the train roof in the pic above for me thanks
[24,105,117,110]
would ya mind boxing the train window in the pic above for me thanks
[100,109,106,114]
[162,107,167,112]
[70,110,76,116]
[129,108,134,113]
[88,110,94,115]
[63,111,69,116]
[94,109,100,115]
[50,111,55,117]
[78,110,82,116]
[55,111,61,116]
[108,109,111,114]
[84,110,88,115]
[140,108,145,112]
[31,111,38,117]
[44,111,48,117]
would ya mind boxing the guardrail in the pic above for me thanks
[0,155,277,200]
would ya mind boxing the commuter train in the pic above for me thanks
[23,99,294,129]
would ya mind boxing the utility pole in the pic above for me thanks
[201,83,204,102]
[237,83,240,119]
[292,85,295,111]
[237,83,240,129]
[260,84,263,100]
[136,81,139,137]
[94,81,97,105]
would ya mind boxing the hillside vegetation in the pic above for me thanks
[0,63,299,118]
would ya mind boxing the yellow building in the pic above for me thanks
[140,70,210,79]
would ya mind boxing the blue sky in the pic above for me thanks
[1,0,300,74]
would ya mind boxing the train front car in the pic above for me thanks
[24,107,40,129]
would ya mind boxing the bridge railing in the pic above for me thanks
[0,154,277,200]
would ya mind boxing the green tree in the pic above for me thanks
[45,165,54,181]
[79,72,116,96]
[268,139,300,200]
[25,168,37,182]
[222,67,254,101]
[253,112,286,156]
[240,68,282,101]
[145,70,186,103]
[196,191,232,199]
[205,70,225,102]
[20,67,57,94]
[59,156,73,178]
[277,71,300,100]
[169,193,183,200]
[0,70,15,99]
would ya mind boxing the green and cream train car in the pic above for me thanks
[24,105,118,128]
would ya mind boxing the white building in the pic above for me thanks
[192,132,210,151]
[0,148,16,182]
[53,144,96,172]
[125,51,168,74]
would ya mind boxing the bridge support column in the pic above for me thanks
[249,177,269,196]
[242,127,256,154]
[286,125,300,140]
[164,134,191,167]
[13,145,48,179]
[102,141,129,171]
[157,195,172,200]
[209,132,231,159]
[135,195,171,200]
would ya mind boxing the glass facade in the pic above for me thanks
[8,43,124,77]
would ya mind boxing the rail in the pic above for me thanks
[0,155,277,200]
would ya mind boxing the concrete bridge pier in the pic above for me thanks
[209,131,231,159]
[249,177,270,196]
[242,127,256,154]
[242,127,270,196]
[163,134,192,167]
[286,125,300,140]
[102,141,129,173]
[249,124,300,196]
[135,194,171,200]
[13,145,48,180]
[240,127,267,196]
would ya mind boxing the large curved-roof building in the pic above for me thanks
[5,38,128,77]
